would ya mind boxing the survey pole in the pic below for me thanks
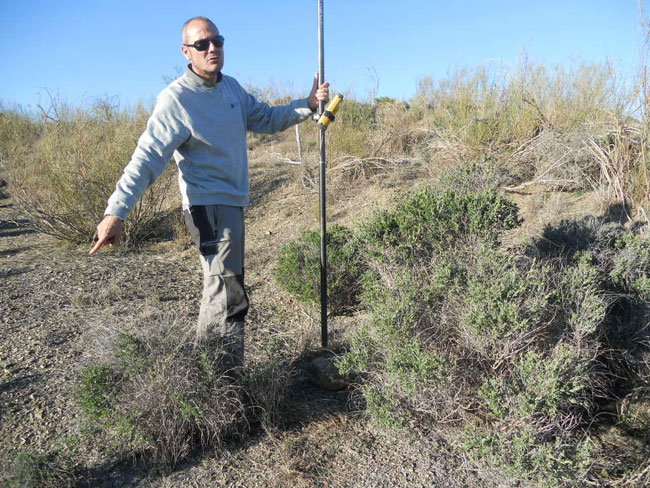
[318,0,328,348]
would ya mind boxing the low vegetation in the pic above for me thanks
[280,178,650,486]
[275,224,365,315]
[73,311,299,470]
[6,447,80,488]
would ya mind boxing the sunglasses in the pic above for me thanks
[183,35,225,51]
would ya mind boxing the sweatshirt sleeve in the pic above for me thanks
[105,91,190,220]
[239,83,314,134]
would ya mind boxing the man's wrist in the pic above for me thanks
[104,205,128,221]
[104,214,124,222]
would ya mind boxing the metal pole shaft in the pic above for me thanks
[318,0,328,348]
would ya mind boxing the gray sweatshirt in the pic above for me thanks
[105,68,314,220]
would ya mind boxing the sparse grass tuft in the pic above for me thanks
[6,448,80,488]
[76,309,299,470]
[78,312,249,468]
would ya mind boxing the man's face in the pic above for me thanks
[181,20,224,80]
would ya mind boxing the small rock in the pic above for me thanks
[305,353,355,391]
[621,387,650,430]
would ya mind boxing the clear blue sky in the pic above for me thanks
[0,0,642,110]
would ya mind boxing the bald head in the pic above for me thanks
[182,16,217,43]
[180,16,224,84]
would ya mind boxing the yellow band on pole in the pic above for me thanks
[317,94,344,129]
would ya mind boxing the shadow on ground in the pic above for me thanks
[0,218,37,239]
[0,374,42,396]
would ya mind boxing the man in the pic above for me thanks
[89,16,330,369]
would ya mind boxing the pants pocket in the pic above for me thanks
[185,205,243,277]
[201,251,225,275]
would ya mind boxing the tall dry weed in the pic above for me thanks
[0,98,178,247]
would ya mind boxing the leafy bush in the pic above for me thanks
[76,363,121,421]
[611,232,650,301]
[465,342,598,485]
[274,224,365,315]
[360,187,520,263]
[462,248,553,341]
[461,422,593,487]
[341,189,522,427]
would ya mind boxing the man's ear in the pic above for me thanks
[181,45,191,61]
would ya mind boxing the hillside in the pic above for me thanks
[0,154,457,486]
[2,143,648,486]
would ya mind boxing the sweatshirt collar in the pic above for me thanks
[185,64,223,88]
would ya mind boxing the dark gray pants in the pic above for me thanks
[184,204,248,367]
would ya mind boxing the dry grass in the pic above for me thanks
[2,56,649,245]
[80,309,249,468]
[0,97,179,247]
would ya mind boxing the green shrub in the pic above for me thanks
[385,339,447,394]
[611,232,650,301]
[461,423,592,487]
[559,251,610,339]
[362,385,410,429]
[481,345,594,422]
[463,248,553,341]
[361,270,427,338]
[361,187,520,262]
[76,363,121,421]
[336,184,650,484]
[341,189,524,427]
[274,224,365,314]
